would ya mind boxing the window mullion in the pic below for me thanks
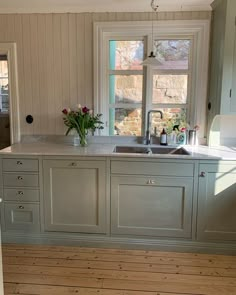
[143,66,153,134]
[109,70,143,75]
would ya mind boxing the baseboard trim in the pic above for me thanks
[2,232,236,255]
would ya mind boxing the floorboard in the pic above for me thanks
[2,244,236,295]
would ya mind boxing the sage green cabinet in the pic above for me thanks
[111,159,194,239]
[197,162,236,241]
[208,0,236,130]
[2,157,40,233]
[43,159,106,234]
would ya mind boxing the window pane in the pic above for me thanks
[150,108,187,135]
[109,41,144,70]
[152,75,188,104]
[154,40,190,70]
[109,75,143,104]
[0,60,9,113]
[0,60,8,77]
[109,108,141,136]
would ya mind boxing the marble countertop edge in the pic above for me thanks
[0,142,236,160]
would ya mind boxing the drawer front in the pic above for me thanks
[4,188,39,202]
[4,203,40,232]
[111,161,194,177]
[3,159,39,172]
[3,173,39,187]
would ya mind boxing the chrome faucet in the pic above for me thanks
[145,110,163,145]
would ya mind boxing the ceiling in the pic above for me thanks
[0,0,214,13]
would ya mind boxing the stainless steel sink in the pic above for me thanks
[150,147,190,155]
[113,146,151,154]
[113,146,190,155]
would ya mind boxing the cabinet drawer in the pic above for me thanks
[4,203,40,232]
[3,173,39,187]
[4,188,39,202]
[3,159,38,172]
[111,161,194,177]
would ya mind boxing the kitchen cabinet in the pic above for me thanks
[2,158,40,233]
[208,0,236,131]
[111,159,194,238]
[43,159,107,234]
[0,197,3,295]
[197,162,236,241]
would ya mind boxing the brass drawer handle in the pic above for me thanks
[17,191,24,195]
[17,176,23,180]
[17,161,23,165]
[147,180,155,185]
[18,206,24,209]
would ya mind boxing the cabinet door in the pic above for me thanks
[111,176,193,238]
[197,163,236,241]
[43,160,106,234]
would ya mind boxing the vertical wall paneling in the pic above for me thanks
[84,13,93,108]
[45,15,55,135]
[68,14,78,108]
[6,15,15,41]
[30,15,40,134]
[61,13,70,126]
[37,14,48,134]
[22,15,33,135]
[76,14,85,106]
[0,12,211,136]
[0,15,7,41]
[14,15,25,133]
[53,14,64,134]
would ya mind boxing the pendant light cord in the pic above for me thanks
[150,0,159,57]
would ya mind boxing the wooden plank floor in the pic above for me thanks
[2,244,236,295]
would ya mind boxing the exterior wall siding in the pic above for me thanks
[0,12,211,135]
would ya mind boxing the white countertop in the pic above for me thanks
[1,142,236,160]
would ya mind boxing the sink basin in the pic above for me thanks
[113,146,151,154]
[150,147,190,155]
[113,146,190,155]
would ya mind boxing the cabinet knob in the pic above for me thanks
[71,162,77,167]
[17,161,23,165]
[18,206,24,209]
[200,172,206,177]
[147,179,155,185]
[17,191,24,195]
[17,176,23,180]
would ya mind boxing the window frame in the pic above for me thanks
[94,20,210,140]
[108,38,144,136]
[0,57,9,113]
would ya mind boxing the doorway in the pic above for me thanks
[0,55,10,149]
[0,43,20,146]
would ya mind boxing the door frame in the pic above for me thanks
[0,42,20,144]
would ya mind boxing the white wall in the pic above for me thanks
[0,12,211,136]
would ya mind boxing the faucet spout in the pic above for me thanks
[145,110,163,145]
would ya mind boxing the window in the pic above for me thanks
[94,20,210,140]
[109,40,144,135]
[150,39,191,135]
[0,55,9,113]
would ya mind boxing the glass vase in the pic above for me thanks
[79,133,88,147]
[73,134,87,147]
